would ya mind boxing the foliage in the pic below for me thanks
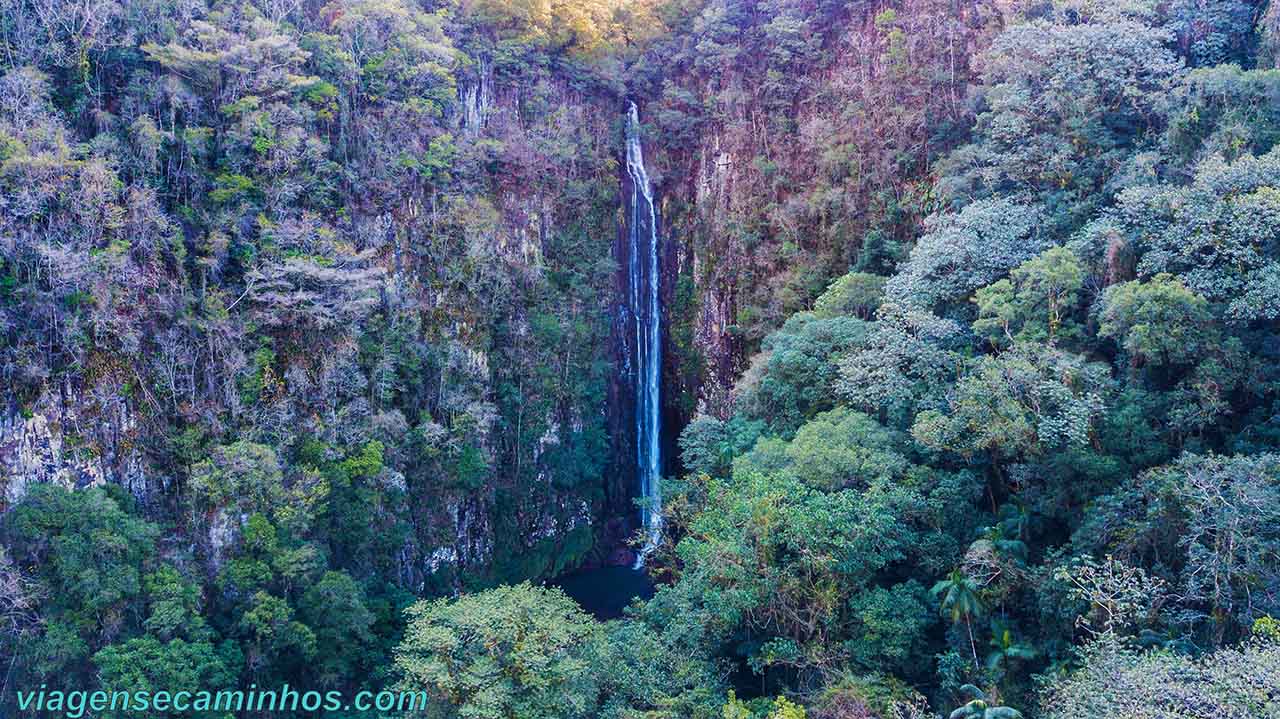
[813,272,886,321]
[3,486,158,660]
[1098,274,1215,366]
[395,583,599,719]
[737,313,869,434]
[912,343,1110,460]
[885,199,1048,313]
[948,685,1022,719]
[972,247,1084,347]
[1039,635,1280,719]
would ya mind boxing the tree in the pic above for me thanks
[394,583,601,719]
[1098,274,1216,367]
[813,272,886,320]
[1074,453,1280,643]
[836,303,962,426]
[722,691,807,719]
[911,343,1110,461]
[143,566,215,643]
[932,570,985,670]
[236,591,316,678]
[1039,635,1280,719]
[1052,554,1167,640]
[938,6,1181,229]
[586,618,722,719]
[4,485,158,651]
[948,685,1022,719]
[1166,454,1280,641]
[737,313,869,434]
[777,408,910,491]
[847,581,934,675]
[885,199,1048,313]
[190,441,328,538]
[663,458,923,679]
[972,247,1084,347]
[678,415,763,479]
[1099,148,1280,323]
[93,637,239,719]
[984,622,1036,674]
[298,571,376,689]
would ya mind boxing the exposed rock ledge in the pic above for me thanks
[0,385,146,510]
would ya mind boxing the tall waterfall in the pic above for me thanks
[625,102,662,568]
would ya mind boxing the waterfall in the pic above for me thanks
[625,102,662,568]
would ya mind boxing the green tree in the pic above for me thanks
[972,247,1084,347]
[191,442,329,539]
[737,313,869,434]
[4,486,158,659]
[298,571,376,689]
[394,583,600,719]
[932,570,985,670]
[948,685,1022,719]
[813,272,886,320]
[1098,274,1215,367]
[1040,636,1280,719]
[93,637,239,719]
[911,343,1110,460]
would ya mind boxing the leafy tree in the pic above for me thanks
[394,583,600,719]
[586,618,722,719]
[737,313,869,434]
[1119,148,1280,323]
[4,485,158,654]
[836,303,962,427]
[143,566,215,643]
[984,622,1036,674]
[190,441,327,538]
[722,691,807,719]
[1074,453,1280,643]
[948,685,1022,719]
[1164,65,1280,165]
[885,199,1048,313]
[664,457,924,680]
[775,408,910,491]
[846,581,933,675]
[298,571,376,689]
[813,272,886,320]
[973,247,1084,347]
[939,5,1181,228]
[1165,0,1258,68]
[93,637,239,719]
[1040,635,1280,719]
[236,591,316,678]
[912,343,1110,461]
[678,414,763,479]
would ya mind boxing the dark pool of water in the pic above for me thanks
[550,566,655,620]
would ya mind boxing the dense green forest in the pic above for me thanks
[3,0,1280,716]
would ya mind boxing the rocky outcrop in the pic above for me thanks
[0,383,147,510]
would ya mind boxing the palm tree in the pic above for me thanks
[949,685,1023,719]
[932,569,985,669]
[985,622,1036,673]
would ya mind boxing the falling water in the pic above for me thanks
[625,102,662,568]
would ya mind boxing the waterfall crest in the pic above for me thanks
[625,102,662,568]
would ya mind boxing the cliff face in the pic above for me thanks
[382,58,626,582]
[0,385,142,510]
[0,3,629,587]
[637,0,1006,439]
[0,0,1012,584]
